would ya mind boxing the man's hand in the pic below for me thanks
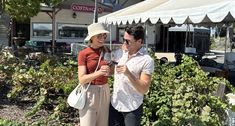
[116,65,130,75]
[116,65,151,94]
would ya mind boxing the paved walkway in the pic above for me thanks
[210,50,235,86]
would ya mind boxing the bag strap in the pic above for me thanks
[83,50,103,92]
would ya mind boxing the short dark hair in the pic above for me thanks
[125,25,144,41]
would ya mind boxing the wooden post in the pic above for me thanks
[52,7,56,54]
[215,83,226,99]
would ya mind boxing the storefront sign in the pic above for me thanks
[71,4,104,13]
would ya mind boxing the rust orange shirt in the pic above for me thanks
[78,47,108,85]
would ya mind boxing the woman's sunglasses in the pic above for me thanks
[97,33,107,39]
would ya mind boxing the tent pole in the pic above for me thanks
[185,24,189,49]
[144,23,148,49]
[166,25,169,52]
[192,26,195,47]
[224,25,229,66]
[163,25,165,51]
[109,24,112,50]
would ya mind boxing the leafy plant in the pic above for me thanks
[2,48,234,125]
[4,53,78,125]
[142,53,233,126]
[0,119,25,126]
[5,0,64,21]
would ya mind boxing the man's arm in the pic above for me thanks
[125,70,151,94]
[116,65,152,94]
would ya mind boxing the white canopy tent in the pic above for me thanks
[99,0,235,25]
[98,0,169,24]
[168,25,209,32]
[99,0,235,70]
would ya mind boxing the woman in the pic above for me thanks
[77,23,110,126]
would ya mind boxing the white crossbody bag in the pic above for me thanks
[67,51,103,110]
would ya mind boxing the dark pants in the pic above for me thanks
[109,103,143,126]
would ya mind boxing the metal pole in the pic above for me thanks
[93,0,98,23]
[224,25,229,65]
[144,23,148,49]
[185,24,189,48]
[109,25,112,50]
[166,26,169,52]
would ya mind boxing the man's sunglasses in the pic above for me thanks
[122,38,131,45]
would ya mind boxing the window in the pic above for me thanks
[118,27,125,43]
[57,24,88,39]
[102,0,119,6]
[32,23,52,37]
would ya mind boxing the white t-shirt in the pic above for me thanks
[111,47,154,112]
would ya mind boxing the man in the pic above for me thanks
[109,25,154,126]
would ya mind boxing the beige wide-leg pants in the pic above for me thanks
[79,84,110,126]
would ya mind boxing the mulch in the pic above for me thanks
[0,84,29,123]
[0,84,80,125]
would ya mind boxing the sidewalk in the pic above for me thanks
[210,50,225,55]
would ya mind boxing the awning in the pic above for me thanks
[98,0,169,24]
[99,0,235,25]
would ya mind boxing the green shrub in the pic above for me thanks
[1,48,234,125]
[4,53,78,124]
[210,37,216,50]
[142,53,233,126]
[0,119,24,126]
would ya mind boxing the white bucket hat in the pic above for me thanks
[85,23,109,41]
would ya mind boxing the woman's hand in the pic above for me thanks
[99,65,110,76]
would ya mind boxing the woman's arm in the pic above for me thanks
[78,65,110,85]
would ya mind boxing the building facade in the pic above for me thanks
[30,0,142,45]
